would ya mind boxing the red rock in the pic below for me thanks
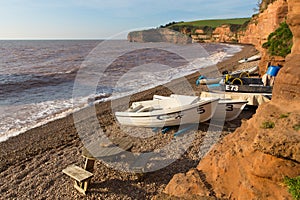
[213,25,237,43]
[163,169,210,198]
[239,0,288,52]
[195,102,300,200]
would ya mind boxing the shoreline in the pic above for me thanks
[0,42,246,144]
[0,44,259,199]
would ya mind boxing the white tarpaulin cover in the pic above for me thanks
[200,91,271,106]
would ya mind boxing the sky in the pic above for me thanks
[0,0,257,39]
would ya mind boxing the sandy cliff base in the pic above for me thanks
[164,102,299,199]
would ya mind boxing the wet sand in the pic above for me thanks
[0,44,259,199]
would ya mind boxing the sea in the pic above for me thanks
[0,40,242,142]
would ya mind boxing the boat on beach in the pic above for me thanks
[115,95,220,127]
[153,95,248,121]
[115,94,248,127]
[238,54,261,63]
[196,76,222,85]
[229,65,259,77]
[196,66,259,86]
[221,77,273,93]
[200,91,271,106]
[213,99,248,121]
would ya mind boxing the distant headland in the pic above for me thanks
[127,18,250,43]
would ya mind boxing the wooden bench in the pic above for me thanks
[62,165,94,195]
[63,137,133,194]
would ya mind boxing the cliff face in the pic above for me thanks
[212,25,237,43]
[190,25,238,43]
[191,0,287,45]
[238,0,288,52]
[273,0,300,101]
[165,103,300,199]
[127,28,192,44]
[238,0,288,74]
[164,0,300,199]
[128,1,288,48]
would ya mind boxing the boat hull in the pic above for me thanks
[198,77,222,85]
[115,98,219,127]
[221,77,273,93]
[155,95,248,121]
[238,55,261,63]
[213,99,248,121]
[221,84,272,93]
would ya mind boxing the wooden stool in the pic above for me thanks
[62,165,94,195]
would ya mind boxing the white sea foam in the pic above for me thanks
[0,97,88,142]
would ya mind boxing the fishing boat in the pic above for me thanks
[115,95,219,127]
[196,76,222,85]
[238,54,261,63]
[229,65,259,77]
[213,99,248,121]
[200,91,271,106]
[155,95,248,121]
[220,77,273,93]
[196,66,259,86]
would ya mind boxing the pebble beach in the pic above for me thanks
[0,44,259,200]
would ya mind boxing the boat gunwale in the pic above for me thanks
[218,99,248,104]
[115,98,220,118]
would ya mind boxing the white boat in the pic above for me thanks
[200,91,271,106]
[213,99,248,121]
[115,95,220,127]
[230,65,259,76]
[155,95,248,121]
[197,77,222,85]
[238,54,261,63]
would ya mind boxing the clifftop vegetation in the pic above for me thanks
[258,0,277,12]
[159,0,278,36]
[159,18,251,35]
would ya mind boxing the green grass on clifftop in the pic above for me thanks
[168,18,250,28]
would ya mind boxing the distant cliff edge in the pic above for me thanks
[127,28,192,44]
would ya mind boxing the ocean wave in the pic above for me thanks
[0,40,242,142]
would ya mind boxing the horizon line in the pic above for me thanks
[0,38,128,41]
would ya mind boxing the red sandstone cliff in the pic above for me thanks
[238,0,288,52]
[194,0,289,74]
[163,0,300,199]
[194,0,288,47]
[213,25,238,43]
[273,0,300,102]
[239,0,288,74]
